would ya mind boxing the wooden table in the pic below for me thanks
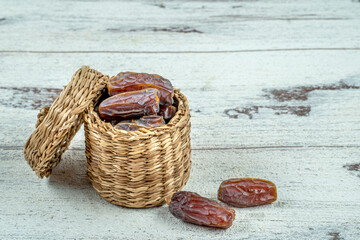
[1,0,359,239]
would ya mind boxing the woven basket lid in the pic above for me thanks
[23,66,108,178]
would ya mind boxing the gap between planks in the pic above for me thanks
[2,145,359,151]
[1,48,360,54]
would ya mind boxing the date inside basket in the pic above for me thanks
[94,72,177,131]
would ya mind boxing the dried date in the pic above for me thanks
[110,119,132,126]
[99,88,160,120]
[169,191,235,229]
[137,115,165,127]
[159,105,177,120]
[108,72,174,105]
[114,122,139,131]
[218,178,277,207]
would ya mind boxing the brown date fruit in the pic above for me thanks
[108,72,174,105]
[111,119,133,127]
[169,191,235,229]
[136,115,165,127]
[110,119,119,126]
[99,88,160,120]
[218,178,277,208]
[114,122,139,131]
[159,105,177,120]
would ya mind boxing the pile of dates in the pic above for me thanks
[169,178,277,229]
[97,72,177,131]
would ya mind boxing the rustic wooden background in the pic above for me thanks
[1,0,360,239]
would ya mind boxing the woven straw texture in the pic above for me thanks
[84,89,191,208]
[24,66,191,208]
[23,66,108,178]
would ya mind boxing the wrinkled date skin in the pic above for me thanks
[169,191,235,229]
[108,72,174,105]
[99,88,160,120]
[114,122,139,131]
[110,119,132,126]
[137,115,165,127]
[218,178,277,208]
[159,105,177,120]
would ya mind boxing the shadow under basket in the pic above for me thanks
[23,66,191,208]
[84,90,191,208]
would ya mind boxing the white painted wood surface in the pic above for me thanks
[0,0,360,239]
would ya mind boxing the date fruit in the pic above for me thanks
[99,88,160,120]
[169,191,235,229]
[137,115,165,127]
[218,178,277,208]
[110,119,133,126]
[108,72,174,105]
[159,105,177,120]
[114,122,139,131]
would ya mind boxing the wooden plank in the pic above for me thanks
[1,0,360,238]
[0,0,360,51]
[0,51,359,149]
[1,148,359,239]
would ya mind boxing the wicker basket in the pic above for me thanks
[23,66,192,208]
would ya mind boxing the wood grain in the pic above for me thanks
[0,0,360,239]
[1,148,359,239]
[0,52,359,149]
[0,0,360,52]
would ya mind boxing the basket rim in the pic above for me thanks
[84,88,190,138]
